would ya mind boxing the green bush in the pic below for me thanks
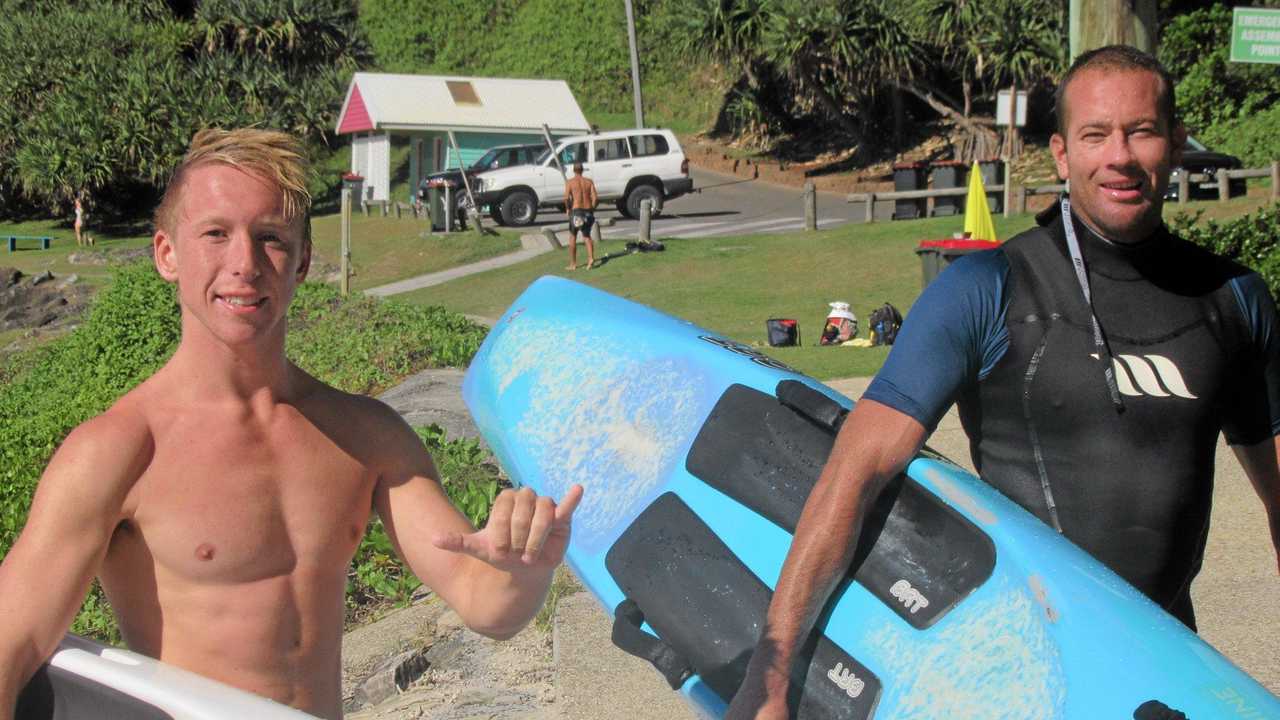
[348,425,502,611]
[1161,6,1280,137]
[0,261,490,638]
[1170,205,1280,296]
[1199,104,1280,170]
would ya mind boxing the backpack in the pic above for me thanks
[868,303,903,346]
[765,318,800,347]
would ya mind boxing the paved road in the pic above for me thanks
[514,166,898,241]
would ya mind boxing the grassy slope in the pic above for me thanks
[397,214,1038,380]
[392,191,1275,381]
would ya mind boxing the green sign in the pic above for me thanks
[1231,7,1280,64]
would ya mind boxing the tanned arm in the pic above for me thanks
[725,399,926,719]
[1232,437,1280,573]
[0,414,150,720]
[371,404,580,640]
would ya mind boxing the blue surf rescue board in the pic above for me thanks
[17,633,320,719]
[463,276,1280,720]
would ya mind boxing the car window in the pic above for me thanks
[522,147,539,164]
[628,134,669,158]
[594,138,630,162]
[503,149,520,167]
[471,148,500,171]
[558,142,588,166]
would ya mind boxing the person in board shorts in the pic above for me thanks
[564,161,597,270]
[0,128,583,720]
[726,45,1280,719]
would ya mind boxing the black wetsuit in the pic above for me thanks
[864,202,1280,628]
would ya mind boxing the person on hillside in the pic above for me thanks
[73,194,88,247]
[564,162,597,270]
[0,127,583,720]
[726,45,1280,719]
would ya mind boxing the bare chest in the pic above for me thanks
[121,414,377,584]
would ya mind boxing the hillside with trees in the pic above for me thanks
[0,0,1275,224]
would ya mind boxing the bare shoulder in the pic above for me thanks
[34,395,155,524]
[296,378,431,465]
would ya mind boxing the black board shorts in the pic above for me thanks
[571,209,595,235]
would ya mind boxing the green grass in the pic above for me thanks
[308,212,522,291]
[0,219,153,287]
[1,211,523,295]
[397,214,1040,380]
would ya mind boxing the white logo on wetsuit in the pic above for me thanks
[1090,354,1198,399]
[889,579,929,614]
[826,662,866,698]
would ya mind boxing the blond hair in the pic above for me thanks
[154,128,312,241]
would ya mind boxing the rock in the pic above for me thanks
[30,271,54,286]
[352,647,432,710]
[377,369,484,444]
[56,274,79,289]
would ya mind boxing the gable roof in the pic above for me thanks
[335,73,591,136]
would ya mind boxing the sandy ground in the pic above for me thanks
[346,372,1278,720]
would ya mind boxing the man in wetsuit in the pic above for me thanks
[564,162,598,270]
[727,45,1280,719]
[0,128,582,720]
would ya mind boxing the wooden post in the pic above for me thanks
[1003,163,1013,218]
[591,217,602,245]
[394,202,402,219]
[1217,168,1230,202]
[864,193,876,224]
[639,199,652,244]
[1271,160,1279,205]
[340,185,351,297]
[1014,184,1027,215]
[1178,172,1189,205]
[804,182,817,231]
[444,186,454,231]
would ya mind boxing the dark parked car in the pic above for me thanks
[1167,136,1247,201]
[418,143,544,200]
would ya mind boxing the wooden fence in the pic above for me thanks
[846,160,1279,223]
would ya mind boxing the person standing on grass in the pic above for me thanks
[564,162,597,270]
[0,127,582,720]
[73,194,88,247]
[726,45,1280,719]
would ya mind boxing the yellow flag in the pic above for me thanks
[964,161,997,242]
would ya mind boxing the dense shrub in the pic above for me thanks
[1170,205,1280,297]
[0,261,489,637]
[0,0,369,218]
[1160,6,1280,136]
[1199,104,1280,170]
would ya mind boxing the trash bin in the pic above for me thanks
[931,161,967,217]
[892,162,927,220]
[977,159,1004,214]
[427,185,445,232]
[915,238,1001,288]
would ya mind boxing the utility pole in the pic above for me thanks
[624,0,645,128]
[1070,0,1158,60]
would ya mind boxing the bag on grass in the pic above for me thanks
[765,318,800,347]
[819,302,858,346]
[868,303,903,346]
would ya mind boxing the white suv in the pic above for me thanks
[471,128,694,226]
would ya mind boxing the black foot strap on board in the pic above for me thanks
[1133,700,1189,720]
[611,599,694,690]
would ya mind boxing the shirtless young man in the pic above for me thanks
[0,128,582,720]
[564,162,598,270]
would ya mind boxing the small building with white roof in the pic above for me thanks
[335,73,591,202]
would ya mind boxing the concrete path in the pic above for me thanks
[364,246,551,297]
